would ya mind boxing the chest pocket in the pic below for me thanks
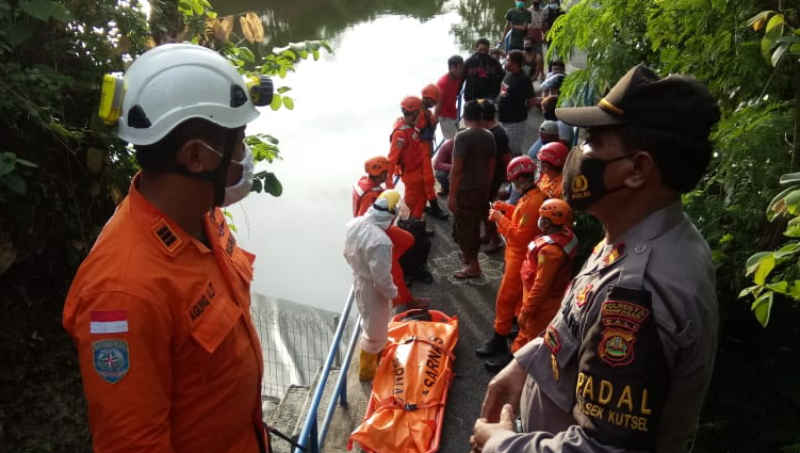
[189,290,243,355]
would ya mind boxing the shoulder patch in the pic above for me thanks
[598,299,651,367]
[93,339,130,383]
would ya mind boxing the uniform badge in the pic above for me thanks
[602,244,625,266]
[597,300,650,367]
[544,325,561,381]
[575,283,593,308]
[93,339,130,383]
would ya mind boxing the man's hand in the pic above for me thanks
[470,404,516,452]
[481,357,526,422]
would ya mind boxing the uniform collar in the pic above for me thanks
[616,200,684,248]
[128,172,210,257]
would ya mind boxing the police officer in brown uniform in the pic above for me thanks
[470,64,720,453]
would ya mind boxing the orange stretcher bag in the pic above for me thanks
[348,309,458,453]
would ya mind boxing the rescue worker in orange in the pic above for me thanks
[418,84,449,220]
[352,157,430,309]
[353,156,392,217]
[389,96,433,219]
[536,141,568,199]
[63,44,272,453]
[485,199,577,371]
[476,156,546,364]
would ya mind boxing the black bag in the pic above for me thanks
[397,218,431,280]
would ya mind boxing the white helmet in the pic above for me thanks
[117,43,264,146]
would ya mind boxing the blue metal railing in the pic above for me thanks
[293,286,361,453]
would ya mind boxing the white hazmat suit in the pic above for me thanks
[344,205,398,354]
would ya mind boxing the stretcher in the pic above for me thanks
[349,309,458,453]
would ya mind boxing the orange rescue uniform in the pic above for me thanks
[385,226,415,306]
[388,118,434,218]
[492,187,546,336]
[63,174,268,453]
[511,229,576,351]
[353,176,387,217]
[415,109,438,202]
[537,171,563,199]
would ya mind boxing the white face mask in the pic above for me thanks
[222,142,254,207]
[537,216,548,232]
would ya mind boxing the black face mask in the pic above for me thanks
[562,147,632,211]
[172,131,238,207]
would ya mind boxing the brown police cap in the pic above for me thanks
[556,64,719,138]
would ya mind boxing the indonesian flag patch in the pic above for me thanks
[90,310,129,334]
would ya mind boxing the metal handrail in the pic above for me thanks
[293,286,358,453]
[318,314,362,443]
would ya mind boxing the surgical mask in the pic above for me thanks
[516,1,525,7]
[562,145,632,211]
[221,143,254,207]
[201,141,254,207]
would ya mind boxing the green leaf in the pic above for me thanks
[779,172,800,185]
[312,49,320,61]
[20,0,71,21]
[765,14,784,34]
[228,223,237,233]
[775,242,800,259]
[263,172,282,197]
[772,42,789,67]
[282,96,294,110]
[785,217,800,237]
[746,10,774,30]
[768,186,798,221]
[789,281,800,300]
[0,152,16,177]
[751,291,773,327]
[746,251,772,276]
[223,210,233,219]
[276,86,292,94]
[4,22,35,47]
[785,189,800,215]
[738,285,760,299]
[278,66,287,78]
[719,233,734,245]
[237,47,255,64]
[251,177,262,193]
[766,281,788,294]
[270,93,282,111]
[754,253,776,285]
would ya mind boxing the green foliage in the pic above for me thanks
[176,3,331,199]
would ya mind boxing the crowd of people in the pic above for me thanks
[62,7,723,449]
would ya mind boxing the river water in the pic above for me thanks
[226,0,513,311]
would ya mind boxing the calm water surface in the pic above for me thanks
[228,1,510,311]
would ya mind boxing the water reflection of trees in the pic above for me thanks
[451,0,508,52]
[219,0,446,46]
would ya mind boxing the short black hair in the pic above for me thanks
[621,125,714,193]
[507,49,524,66]
[549,60,565,71]
[479,99,496,121]
[475,38,491,48]
[135,118,238,172]
[448,55,464,68]
[463,100,483,122]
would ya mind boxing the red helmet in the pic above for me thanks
[401,96,423,112]
[538,142,569,168]
[506,155,537,180]
[539,198,572,226]
[421,84,440,102]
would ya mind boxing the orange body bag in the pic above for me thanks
[349,309,458,453]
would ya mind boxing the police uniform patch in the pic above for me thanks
[92,339,130,383]
[598,300,650,367]
[576,283,593,308]
[544,324,561,381]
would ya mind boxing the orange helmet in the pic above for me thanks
[538,142,569,168]
[506,155,537,180]
[539,198,572,226]
[421,84,440,102]
[401,96,423,112]
[365,156,391,177]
